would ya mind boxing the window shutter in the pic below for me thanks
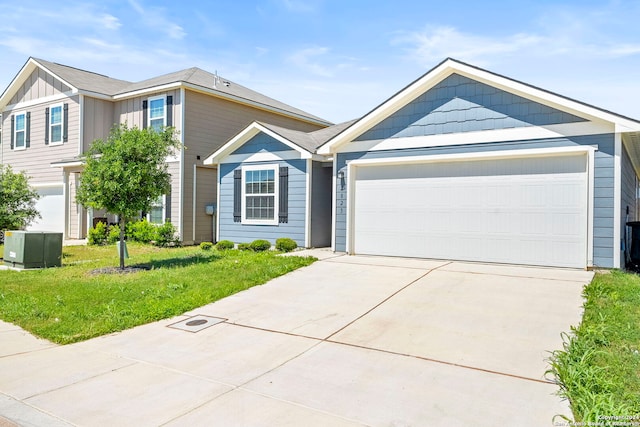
[165,189,172,222]
[279,166,288,223]
[25,112,31,148]
[233,169,242,222]
[166,95,173,127]
[45,107,50,144]
[10,115,14,150]
[63,103,68,142]
[142,100,148,129]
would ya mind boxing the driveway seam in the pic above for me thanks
[437,268,593,283]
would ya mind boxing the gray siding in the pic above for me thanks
[310,161,332,247]
[83,97,115,152]
[219,158,307,247]
[621,143,638,269]
[231,133,291,155]
[356,73,585,141]
[10,68,72,105]
[335,134,615,267]
[194,166,217,243]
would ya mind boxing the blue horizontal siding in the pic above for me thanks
[355,73,585,141]
[219,158,307,247]
[231,133,291,155]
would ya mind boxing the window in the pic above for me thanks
[148,96,165,132]
[148,196,165,224]
[14,112,26,150]
[242,165,278,224]
[49,104,63,145]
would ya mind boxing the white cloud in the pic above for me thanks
[127,0,186,40]
[287,46,334,77]
[101,14,121,30]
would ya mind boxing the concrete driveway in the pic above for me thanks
[0,251,592,426]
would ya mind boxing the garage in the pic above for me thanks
[28,186,65,233]
[350,152,589,268]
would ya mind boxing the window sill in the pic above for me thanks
[242,219,279,226]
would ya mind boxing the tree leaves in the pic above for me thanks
[0,165,40,231]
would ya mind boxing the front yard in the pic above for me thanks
[0,244,314,344]
[549,270,640,422]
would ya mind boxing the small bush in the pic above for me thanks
[155,222,180,247]
[107,224,121,244]
[237,243,251,251]
[87,222,107,245]
[249,239,271,252]
[199,242,213,251]
[276,237,297,253]
[129,219,157,243]
[215,240,234,251]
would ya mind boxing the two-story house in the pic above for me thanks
[0,58,330,244]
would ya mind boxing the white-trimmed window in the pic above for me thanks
[148,196,165,224]
[242,164,279,225]
[13,112,26,150]
[148,96,165,132]
[49,103,64,145]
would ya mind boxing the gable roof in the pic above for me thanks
[0,57,330,126]
[317,58,640,154]
[203,119,357,165]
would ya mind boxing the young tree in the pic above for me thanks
[0,165,40,232]
[77,124,181,269]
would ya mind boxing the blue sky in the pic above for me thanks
[1,0,639,123]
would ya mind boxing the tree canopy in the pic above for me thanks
[77,124,181,268]
[0,164,40,231]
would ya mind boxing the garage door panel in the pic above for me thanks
[352,155,587,268]
[28,186,65,233]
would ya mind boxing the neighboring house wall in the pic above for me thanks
[335,133,616,267]
[621,143,638,268]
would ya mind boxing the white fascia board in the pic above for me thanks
[4,91,76,112]
[77,90,113,101]
[112,82,182,100]
[347,145,595,168]
[32,182,65,188]
[338,121,614,154]
[181,82,331,127]
[221,150,303,164]
[50,160,84,168]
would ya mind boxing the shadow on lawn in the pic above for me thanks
[140,252,223,270]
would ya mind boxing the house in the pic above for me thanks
[0,58,330,244]
[206,58,640,270]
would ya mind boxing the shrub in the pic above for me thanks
[215,240,234,251]
[199,242,213,251]
[276,237,297,253]
[155,222,180,247]
[87,221,107,245]
[249,239,271,252]
[107,224,121,244]
[129,219,157,243]
[237,243,251,251]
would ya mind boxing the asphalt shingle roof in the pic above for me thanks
[258,119,359,153]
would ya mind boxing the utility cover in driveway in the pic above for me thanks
[168,315,226,333]
[352,154,588,268]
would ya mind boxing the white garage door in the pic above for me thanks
[352,154,588,268]
[28,186,65,233]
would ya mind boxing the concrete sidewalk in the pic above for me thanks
[0,252,592,426]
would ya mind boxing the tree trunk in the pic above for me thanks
[119,215,126,270]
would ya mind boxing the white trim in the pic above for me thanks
[241,164,279,226]
[178,88,186,241]
[13,111,27,150]
[146,195,166,224]
[614,133,622,268]
[345,146,595,261]
[63,171,70,239]
[113,82,182,100]
[193,164,197,242]
[305,159,312,248]
[331,156,337,252]
[147,94,166,131]
[216,166,221,242]
[32,182,64,188]
[587,148,595,267]
[4,91,75,112]
[221,150,303,164]
[78,95,84,156]
[336,121,614,154]
[51,160,83,168]
[48,102,64,146]
[319,58,640,154]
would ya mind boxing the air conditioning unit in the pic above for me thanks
[3,231,63,269]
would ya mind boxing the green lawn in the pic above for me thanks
[0,243,314,344]
[548,270,640,422]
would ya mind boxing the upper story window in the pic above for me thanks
[49,103,64,145]
[148,96,165,132]
[241,164,278,225]
[11,112,29,150]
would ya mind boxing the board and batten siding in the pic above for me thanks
[219,159,307,247]
[194,166,217,243]
[335,133,616,267]
[1,95,80,185]
[9,68,72,106]
[310,161,332,247]
[83,97,115,151]
[620,143,639,269]
[113,89,182,134]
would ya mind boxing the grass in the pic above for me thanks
[548,270,640,422]
[0,243,315,344]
